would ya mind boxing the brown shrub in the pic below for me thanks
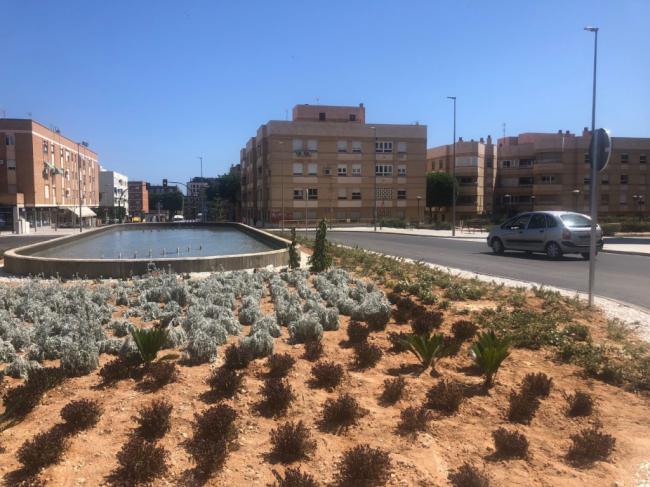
[334,444,392,487]
[187,404,238,475]
[521,372,552,398]
[271,467,320,487]
[347,321,370,344]
[267,353,297,378]
[411,311,443,336]
[397,406,432,435]
[448,463,490,487]
[223,343,253,370]
[269,421,317,463]
[303,340,324,362]
[321,393,365,431]
[114,436,169,484]
[492,428,529,458]
[565,390,594,417]
[17,426,69,473]
[207,366,244,399]
[425,380,464,415]
[451,320,478,341]
[352,341,383,369]
[311,361,344,390]
[380,377,406,405]
[567,427,615,463]
[258,378,295,417]
[507,391,540,424]
[134,398,173,441]
[60,398,102,432]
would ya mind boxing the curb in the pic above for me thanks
[601,249,650,257]
[327,229,488,240]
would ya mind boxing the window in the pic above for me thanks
[601,194,609,205]
[375,141,393,153]
[338,188,347,200]
[292,163,303,176]
[351,190,361,200]
[43,141,48,153]
[619,194,627,206]
[601,174,609,185]
[528,214,546,229]
[308,188,318,200]
[44,185,49,199]
[518,177,533,186]
[337,140,347,153]
[292,139,303,151]
[546,215,559,227]
[307,139,318,151]
[349,114,356,121]
[459,176,477,185]
[641,154,647,164]
[351,164,361,176]
[397,165,406,176]
[352,141,362,153]
[7,160,16,170]
[508,214,531,229]
[5,134,15,145]
[375,164,393,176]
[375,188,392,200]
[319,112,326,121]
[560,213,591,227]
[397,189,407,200]
[584,153,590,164]
[540,175,555,184]
[583,177,591,185]
[621,153,629,164]
[337,164,347,176]
[397,142,407,153]
[519,158,534,167]
[293,189,304,200]
[502,160,512,168]
[307,163,318,176]
[620,174,629,184]
[457,195,477,205]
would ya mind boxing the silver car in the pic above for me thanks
[487,211,604,259]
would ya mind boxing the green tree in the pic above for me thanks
[206,168,241,221]
[426,172,456,220]
[308,219,332,273]
[149,192,183,215]
[288,227,300,269]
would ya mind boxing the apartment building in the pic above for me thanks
[186,177,215,219]
[240,104,427,226]
[495,129,649,216]
[0,119,99,231]
[427,136,496,220]
[99,169,129,215]
[128,181,149,218]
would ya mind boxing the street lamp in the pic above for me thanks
[447,96,457,237]
[572,189,581,211]
[416,195,422,228]
[585,25,599,307]
[530,195,536,212]
[372,126,377,231]
[504,194,511,215]
[76,141,89,232]
[632,194,645,218]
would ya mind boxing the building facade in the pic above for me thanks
[99,170,129,215]
[186,177,215,220]
[495,129,649,216]
[0,119,99,231]
[128,181,149,218]
[427,136,496,220]
[240,104,427,226]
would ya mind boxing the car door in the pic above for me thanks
[520,213,548,251]
[501,214,531,250]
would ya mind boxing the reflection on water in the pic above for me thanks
[33,227,272,259]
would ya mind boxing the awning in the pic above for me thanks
[63,206,97,218]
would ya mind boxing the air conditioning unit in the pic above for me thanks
[324,168,331,175]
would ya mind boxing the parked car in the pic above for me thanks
[487,211,604,259]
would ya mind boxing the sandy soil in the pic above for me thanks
[0,275,649,486]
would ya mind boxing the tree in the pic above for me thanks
[206,168,241,221]
[149,192,183,216]
[426,172,456,220]
[308,219,332,273]
[288,227,300,269]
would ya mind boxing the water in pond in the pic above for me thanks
[32,226,273,259]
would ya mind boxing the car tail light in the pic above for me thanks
[562,229,572,240]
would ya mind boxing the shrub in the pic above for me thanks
[393,297,418,323]
[223,343,253,370]
[207,367,244,399]
[380,377,406,405]
[303,340,324,362]
[347,321,370,345]
[565,390,594,417]
[448,463,490,487]
[564,323,590,342]
[507,391,540,424]
[521,372,552,398]
[309,219,332,273]
[492,428,529,458]
[352,341,383,369]
[60,398,102,432]
[271,467,319,487]
[352,293,392,331]
[134,399,173,441]
[258,378,295,417]
[567,427,615,463]
[411,311,444,336]
[131,327,168,363]
[270,420,317,463]
[98,357,138,385]
[311,361,344,390]
[288,228,301,269]
[187,404,238,475]
[425,380,465,415]
[289,314,323,344]
[17,426,69,473]
[471,331,511,387]
[397,406,432,435]
[401,332,447,370]
[452,320,478,341]
[321,393,365,431]
[267,353,296,378]
[2,367,65,420]
[144,361,179,389]
[115,436,169,484]
[240,330,274,358]
[59,341,100,377]
[335,444,392,487]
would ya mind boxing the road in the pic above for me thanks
[326,231,650,310]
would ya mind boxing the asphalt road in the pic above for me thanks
[326,231,650,310]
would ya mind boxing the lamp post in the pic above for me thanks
[585,25,599,307]
[76,141,89,232]
[447,96,457,236]
[572,189,581,211]
[530,195,536,212]
[632,194,644,219]
[504,194,511,216]
[416,195,422,228]
[372,126,377,231]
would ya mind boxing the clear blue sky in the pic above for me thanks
[2,0,649,184]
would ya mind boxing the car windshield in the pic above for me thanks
[560,214,591,228]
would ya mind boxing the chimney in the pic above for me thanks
[359,102,364,107]
[458,137,463,142]
[583,127,590,136]
[480,137,485,143]
[558,129,562,134]
[565,130,570,135]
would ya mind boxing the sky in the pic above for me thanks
[2,0,649,185]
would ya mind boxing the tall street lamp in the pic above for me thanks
[416,195,422,228]
[572,189,581,211]
[372,126,377,231]
[530,195,536,212]
[504,194,511,215]
[447,96,457,237]
[76,141,89,232]
[585,25,599,307]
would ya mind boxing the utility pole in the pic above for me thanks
[447,96,457,236]
[372,126,377,231]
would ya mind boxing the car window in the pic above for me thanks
[508,214,531,229]
[560,213,591,228]
[527,214,546,229]
[546,215,558,227]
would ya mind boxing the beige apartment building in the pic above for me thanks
[427,136,496,220]
[240,104,427,226]
[495,129,649,216]
[0,119,99,231]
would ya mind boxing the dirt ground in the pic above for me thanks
[0,277,649,486]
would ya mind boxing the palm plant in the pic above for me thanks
[400,332,446,371]
[131,327,168,363]
[471,330,511,387]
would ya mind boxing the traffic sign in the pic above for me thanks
[588,128,612,172]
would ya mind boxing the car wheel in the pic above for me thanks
[491,238,504,255]
[546,242,563,259]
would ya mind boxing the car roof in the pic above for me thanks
[513,211,588,217]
